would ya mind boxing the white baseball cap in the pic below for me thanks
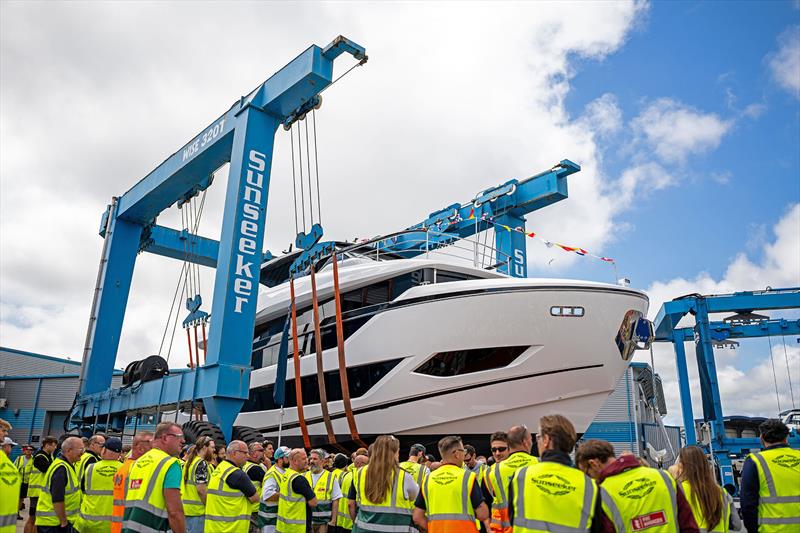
[2,437,18,446]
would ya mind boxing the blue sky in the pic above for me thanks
[553,1,800,288]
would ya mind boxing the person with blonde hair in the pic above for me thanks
[677,446,741,532]
[348,435,417,532]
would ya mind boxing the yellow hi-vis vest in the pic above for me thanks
[78,459,119,532]
[0,449,21,533]
[27,450,51,499]
[77,451,99,484]
[305,469,335,525]
[353,465,415,533]
[336,469,354,530]
[121,447,180,533]
[35,458,81,527]
[14,454,33,484]
[681,480,730,533]
[205,461,250,533]
[600,467,678,533]
[511,461,597,532]
[487,451,538,532]
[259,465,283,527]
[421,464,478,533]
[243,460,266,515]
[277,467,308,533]
[180,456,207,517]
[400,460,428,487]
[747,446,800,532]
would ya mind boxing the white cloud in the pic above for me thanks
[632,98,733,164]
[637,204,800,424]
[0,2,648,367]
[580,93,623,136]
[768,25,800,99]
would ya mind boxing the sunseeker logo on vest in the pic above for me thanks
[233,149,268,314]
[618,477,657,499]
[432,471,458,486]
[772,454,800,469]
[0,461,20,485]
[530,473,575,496]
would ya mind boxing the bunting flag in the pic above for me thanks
[428,210,615,264]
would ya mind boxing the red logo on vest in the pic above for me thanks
[631,511,667,530]
[130,478,143,490]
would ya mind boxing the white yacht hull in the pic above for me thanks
[236,263,648,449]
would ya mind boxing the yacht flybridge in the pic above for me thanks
[234,235,651,450]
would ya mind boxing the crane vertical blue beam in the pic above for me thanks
[673,339,697,445]
[693,297,726,439]
[493,213,527,276]
[203,104,279,434]
[79,210,142,396]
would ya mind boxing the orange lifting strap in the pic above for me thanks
[201,322,207,364]
[186,328,195,369]
[290,278,312,449]
[332,252,367,448]
[310,268,338,446]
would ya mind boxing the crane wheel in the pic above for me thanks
[182,420,226,448]
[232,425,264,445]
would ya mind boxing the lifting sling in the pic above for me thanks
[332,252,367,448]
[290,278,311,449]
[310,268,338,446]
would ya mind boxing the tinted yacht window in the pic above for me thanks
[414,346,528,377]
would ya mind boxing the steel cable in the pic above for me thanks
[767,334,782,415]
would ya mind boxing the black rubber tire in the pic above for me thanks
[182,420,226,448]
[232,426,264,445]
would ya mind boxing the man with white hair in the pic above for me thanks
[35,436,84,532]
[205,440,259,532]
[0,418,21,533]
[305,449,341,533]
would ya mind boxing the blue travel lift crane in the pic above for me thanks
[71,36,368,441]
[70,34,587,444]
[653,287,800,489]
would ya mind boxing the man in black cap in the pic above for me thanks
[79,437,123,531]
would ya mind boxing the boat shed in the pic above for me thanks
[0,346,129,456]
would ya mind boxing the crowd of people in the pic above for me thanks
[1,414,797,533]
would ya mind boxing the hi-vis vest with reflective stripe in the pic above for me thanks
[353,464,415,533]
[681,480,730,533]
[35,458,81,527]
[600,467,678,533]
[79,459,119,532]
[243,460,266,514]
[259,465,283,527]
[422,464,478,533]
[400,461,428,488]
[14,454,32,484]
[112,457,134,533]
[337,469,355,530]
[512,461,597,533]
[122,447,180,533]
[277,467,308,533]
[488,451,538,532]
[27,450,51,499]
[305,469,336,524]
[0,449,21,533]
[181,456,207,517]
[78,451,99,484]
[205,461,250,533]
[747,446,800,532]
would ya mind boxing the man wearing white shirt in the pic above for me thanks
[261,446,290,533]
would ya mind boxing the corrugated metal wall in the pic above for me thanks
[0,347,82,376]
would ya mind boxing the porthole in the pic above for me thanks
[551,306,585,317]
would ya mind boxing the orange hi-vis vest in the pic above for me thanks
[487,451,538,533]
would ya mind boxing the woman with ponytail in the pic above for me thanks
[676,446,741,532]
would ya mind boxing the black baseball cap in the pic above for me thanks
[104,437,123,453]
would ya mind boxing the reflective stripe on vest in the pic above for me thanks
[243,461,266,515]
[0,450,22,533]
[205,462,250,533]
[35,458,81,527]
[27,451,51,499]
[354,465,414,532]
[337,470,355,529]
[423,464,477,533]
[749,447,800,531]
[79,460,119,526]
[681,480,730,533]
[259,466,282,526]
[180,456,207,516]
[305,469,335,524]
[512,462,596,533]
[600,468,678,533]
[489,452,538,532]
[277,468,308,533]
[122,449,178,532]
